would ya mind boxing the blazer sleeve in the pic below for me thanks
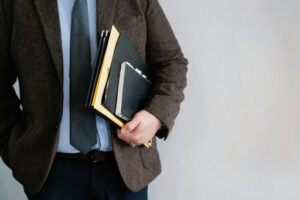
[0,0,21,160]
[142,0,188,140]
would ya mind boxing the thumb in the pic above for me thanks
[121,115,141,134]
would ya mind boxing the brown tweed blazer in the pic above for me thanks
[0,0,188,193]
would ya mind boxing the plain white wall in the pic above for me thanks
[1,0,300,199]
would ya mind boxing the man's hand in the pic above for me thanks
[117,110,162,146]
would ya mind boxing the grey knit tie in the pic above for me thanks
[70,0,97,153]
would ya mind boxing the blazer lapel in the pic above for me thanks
[32,0,117,86]
[96,0,117,33]
[33,0,63,85]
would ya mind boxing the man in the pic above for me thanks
[0,0,188,199]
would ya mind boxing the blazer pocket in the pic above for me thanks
[139,137,161,169]
[8,114,33,169]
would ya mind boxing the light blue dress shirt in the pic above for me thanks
[56,0,113,153]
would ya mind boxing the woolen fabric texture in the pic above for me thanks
[0,0,188,194]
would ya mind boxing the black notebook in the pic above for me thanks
[102,33,152,116]
[115,62,152,122]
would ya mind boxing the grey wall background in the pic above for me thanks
[1,0,300,199]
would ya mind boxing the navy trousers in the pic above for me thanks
[24,154,148,200]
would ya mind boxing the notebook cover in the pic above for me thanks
[116,62,152,121]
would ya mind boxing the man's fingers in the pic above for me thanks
[126,130,141,144]
[117,111,157,146]
[121,115,141,134]
[117,129,141,146]
[117,129,131,144]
